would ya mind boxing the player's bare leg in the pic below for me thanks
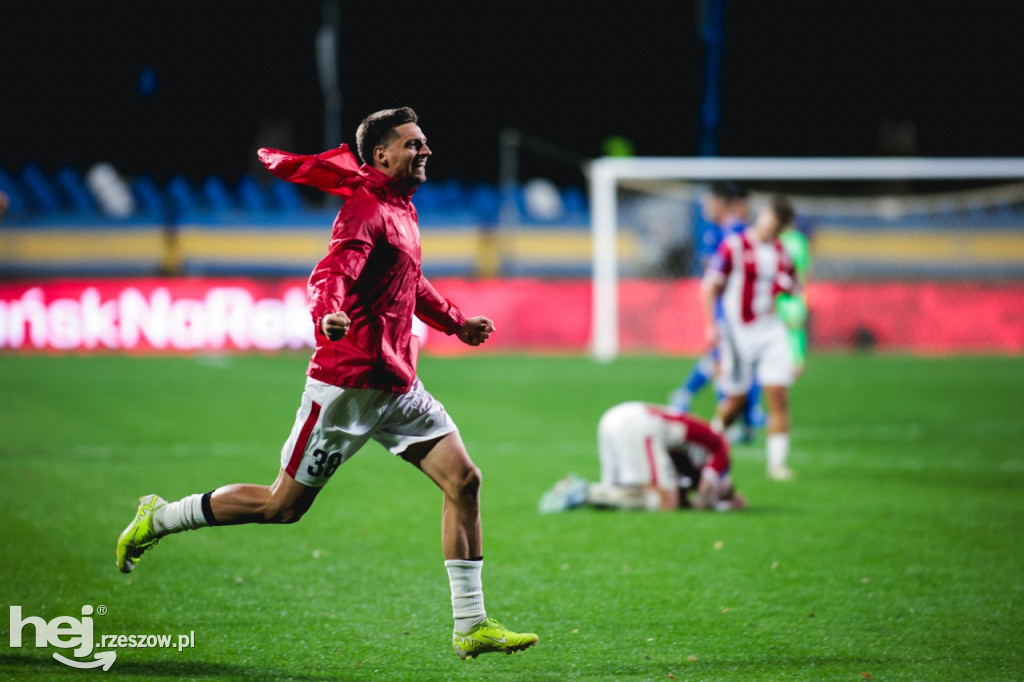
[407,431,482,560]
[115,469,319,573]
[711,394,747,433]
[763,385,793,480]
[404,432,538,659]
[208,469,321,525]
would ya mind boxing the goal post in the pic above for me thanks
[589,157,1024,361]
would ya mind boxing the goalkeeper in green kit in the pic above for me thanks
[776,221,811,374]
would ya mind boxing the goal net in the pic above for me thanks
[588,158,1024,360]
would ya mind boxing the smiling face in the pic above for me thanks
[374,122,431,190]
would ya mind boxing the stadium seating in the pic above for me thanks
[20,163,63,214]
[55,167,96,214]
[3,162,1023,280]
[0,163,595,277]
[131,175,166,218]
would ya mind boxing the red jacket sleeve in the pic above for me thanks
[415,275,466,335]
[258,144,363,198]
[307,201,378,335]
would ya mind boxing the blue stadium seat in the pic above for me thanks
[468,182,502,224]
[561,186,589,223]
[0,166,29,216]
[55,166,96,214]
[995,202,1017,220]
[418,179,479,226]
[236,175,269,212]
[434,178,466,210]
[412,183,440,213]
[965,199,986,221]
[166,175,200,217]
[20,163,61,213]
[269,178,304,211]
[201,176,235,212]
[131,175,165,218]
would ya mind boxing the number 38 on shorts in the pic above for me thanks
[306,449,344,480]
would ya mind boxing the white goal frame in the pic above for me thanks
[589,157,1024,361]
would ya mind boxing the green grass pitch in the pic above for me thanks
[1,352,1022,681]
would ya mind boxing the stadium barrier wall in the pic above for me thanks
[1,278,1021,354]
[0,220,611,278]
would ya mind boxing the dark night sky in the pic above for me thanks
[3,1,1023,189]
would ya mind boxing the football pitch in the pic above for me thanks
[1,352,1022,681]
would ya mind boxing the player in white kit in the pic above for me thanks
[703,195,798,480]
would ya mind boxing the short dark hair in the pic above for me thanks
[708,181,749,202]
[355,107,419,166]
[770,194,795,227]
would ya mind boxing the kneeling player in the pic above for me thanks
[539,402,745,512]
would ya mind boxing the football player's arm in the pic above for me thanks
[309,209,376,341]
[692,471,745,510]
[416,276,494,347]
[415,275,466,333]
[692,469,722,510]
[701,242,730,349]
[774,247,799,299]
[688,419,739,510]
[701,279,724,349]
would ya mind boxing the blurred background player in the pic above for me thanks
[670,181,763,441]
[539,402,746,512]
[777,218,812,375]
[704,195,798,480]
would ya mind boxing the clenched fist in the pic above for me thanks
[457,316,495,347]
[321,311,351,341]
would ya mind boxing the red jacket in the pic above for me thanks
[259,145,466,392]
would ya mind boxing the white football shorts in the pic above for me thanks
[718,317,794,396]
[597,402,677,492]
[280,377,458,487]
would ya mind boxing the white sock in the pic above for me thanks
[767,433,790,469]
[152,493,210,536]
[445,559,486,634]
[587,483,645,510]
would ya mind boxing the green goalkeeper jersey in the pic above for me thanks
[777,226,810,364]
[780,227,811,288]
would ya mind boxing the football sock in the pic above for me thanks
[767,433,790,469]
[669,388,693,412]
[683,354,715,394]
[744,383,763,427]
[586,483,646,510]
[445,558,486,633]
[152,492,214,536]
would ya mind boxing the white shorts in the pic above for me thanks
[280,377,457,487]
[597,402,677,492]
[718,318,794,396]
